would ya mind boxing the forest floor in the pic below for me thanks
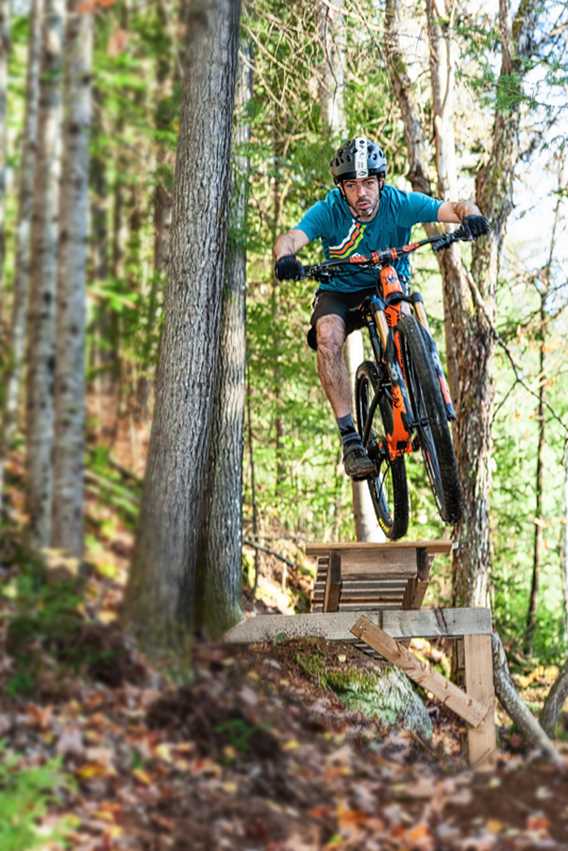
[2,453,568,850]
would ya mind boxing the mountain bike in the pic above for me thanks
[300,227,473,540]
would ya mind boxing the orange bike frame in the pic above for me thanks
[377,264,413,460]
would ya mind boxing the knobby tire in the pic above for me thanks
[397,314,462,525]
[355,360,409,540]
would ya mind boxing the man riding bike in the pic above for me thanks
[273,136,489,480]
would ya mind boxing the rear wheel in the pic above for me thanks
[355,361,409,540]
[397,315,462,524]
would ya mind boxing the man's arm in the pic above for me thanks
[437,200,482,223]
[437,200,490,237]
[273,228,310,260]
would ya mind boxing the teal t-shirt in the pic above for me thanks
[295,185,442,292]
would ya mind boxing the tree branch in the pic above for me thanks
[491,632,564,766]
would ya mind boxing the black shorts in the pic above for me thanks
[307,288,377,351]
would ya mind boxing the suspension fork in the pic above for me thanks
[366,295,413,458]
[410,292,457,421]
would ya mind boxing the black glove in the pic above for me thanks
[275,254,303,281]
[462,214,490,238]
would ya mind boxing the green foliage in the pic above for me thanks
[3,550,84,696]
[0,744,72,850]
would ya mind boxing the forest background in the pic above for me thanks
[0,0,567,667]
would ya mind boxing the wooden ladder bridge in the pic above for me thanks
[225,540,496,770]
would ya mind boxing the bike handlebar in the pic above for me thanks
[300,225,475,282]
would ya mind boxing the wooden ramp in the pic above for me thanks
[225,539,496,771]
[307,540,451,614]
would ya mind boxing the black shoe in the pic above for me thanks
[343,443,377,480]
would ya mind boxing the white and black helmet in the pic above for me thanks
[330,136,387,183]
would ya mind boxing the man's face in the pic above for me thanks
[341,176,380,220]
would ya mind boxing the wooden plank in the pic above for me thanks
[464,634,497,771]
[224,607,492,644]
[323,552,342,612]
[350,617,487,728]
[306,540,452,554]
[340,547,417,578]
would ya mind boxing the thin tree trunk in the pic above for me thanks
[89,86,112,431]
[525,164,563,653]
[0,0,9,314]
[271,130,285,495]
[386,0,542,609]
[247,367,261,596]
[563,439,568,640]
[344,334,383,541]
[525,296,546,653]
[52,2,92,557]
[124,0,241,655]
[0,0,43,510]
[319,0,381,542]
[492,632,562,765]
[26,0,66,548]
[540,656,568,738]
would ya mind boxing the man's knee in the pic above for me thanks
[316,316,345,357]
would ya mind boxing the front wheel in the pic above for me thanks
[397,315,462,525]
[355,361,409,540]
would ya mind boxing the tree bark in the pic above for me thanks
[385,0,542,609]
[491,632,562,765]
[196,44,252,637]
[52,2,92,557]
[541,656,568,738]
[525,164,563,653]
[563,439,568,641]
[26,0,66,549]
[0,0,9,314]
[319,0,381,542]
[0,0,43,510]
[124,0,241,656]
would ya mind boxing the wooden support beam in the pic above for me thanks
[224,607,492,644]
[464,634,497,771]
[351,616,487,728]
[403,548,433,609]
[323,551,342,612]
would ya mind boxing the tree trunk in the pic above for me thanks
[271,129,286,495]
[124,0,241,656]
[386,0,541,609]
[344,334,383,541]
[52,3,92,557]
[0,0,43,509]
[89,86,113,431]
[524,295,546,652]
[563,440,568,641]
[492,632,562,764]
[26,0,66,549]
[0,0,9,315]
[540,656,568,738]
[196,44,252,637]
[319,0,381,542]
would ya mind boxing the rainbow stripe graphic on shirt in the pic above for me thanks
[329,221,366,257]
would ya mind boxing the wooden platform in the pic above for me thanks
[224,539,496,771]
[307,540,451,614]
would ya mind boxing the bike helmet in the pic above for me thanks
[330,136,387,183]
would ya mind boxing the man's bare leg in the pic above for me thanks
[315,315,351,417]
[315,315,376,478]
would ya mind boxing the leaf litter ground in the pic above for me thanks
[1,528,568,849]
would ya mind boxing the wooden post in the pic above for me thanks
[323,551,342,612]
[464,634,497,771]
